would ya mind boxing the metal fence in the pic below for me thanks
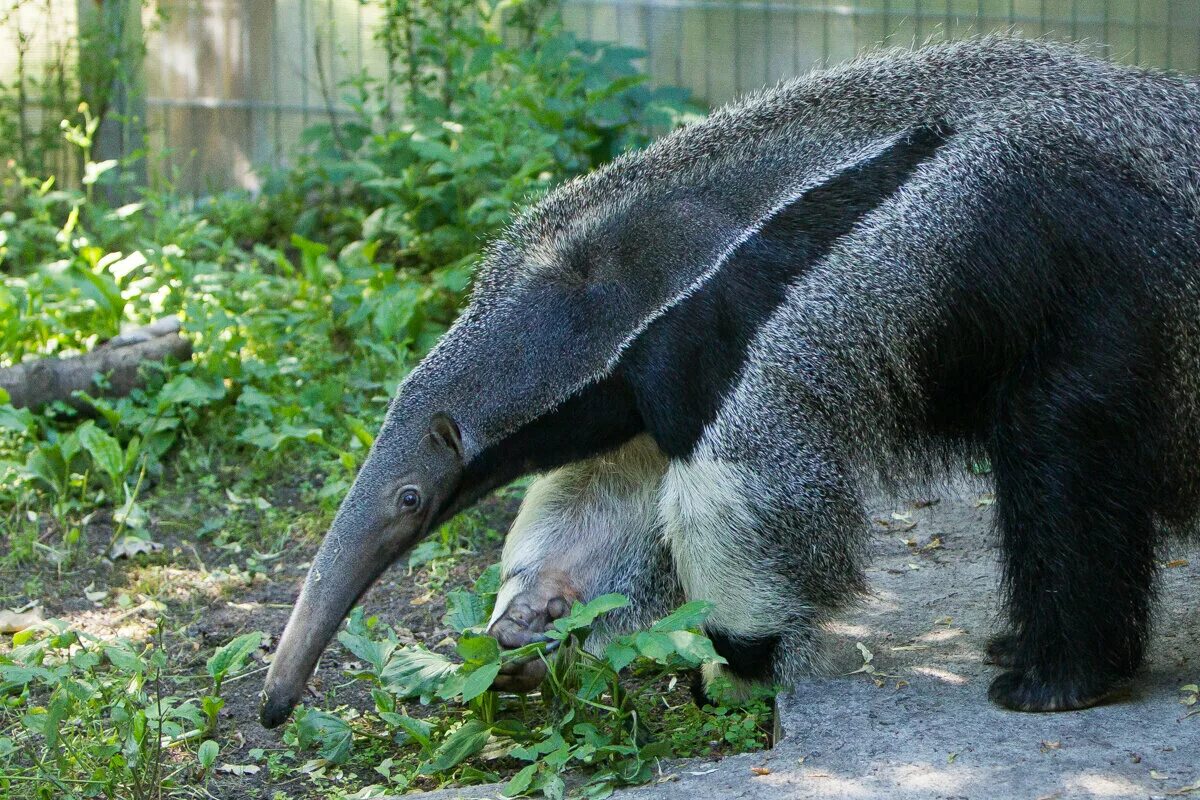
[561,0,1200,101]
[6,1,1200,193]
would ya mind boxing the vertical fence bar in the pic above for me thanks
[1134,0,1141,62]
[272,0,281,168]
[328,0,337,98]
[761,0,769,87]
[733,0,742,90]
[793,0,802,75]
[675,0,683,86]
[823,0,831,65]
[1164,0,1172,68]
[356,0,364,78]
[159,0,170,182]
[243,0,252,185]
[641,0,652,86]
[300,0,309,128]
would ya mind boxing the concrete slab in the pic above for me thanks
[410,484,1200,799]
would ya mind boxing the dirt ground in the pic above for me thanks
[0,488,521,799]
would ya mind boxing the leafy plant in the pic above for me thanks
[290,572,772,798]
[0,621,202,799]
[202,631,264,737]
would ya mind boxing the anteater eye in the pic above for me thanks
[399,488,421,512]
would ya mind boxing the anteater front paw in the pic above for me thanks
[987,669,1127,712]
[488,588,575,692]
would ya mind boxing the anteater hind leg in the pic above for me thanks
[987,327,1163,711]
[488,435,681,691]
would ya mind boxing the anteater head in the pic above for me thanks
[257,149,743,728]
[257,218,655,727]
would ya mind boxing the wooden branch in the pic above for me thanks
[0,318,192,409]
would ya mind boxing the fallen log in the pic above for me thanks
[0,318,192,409]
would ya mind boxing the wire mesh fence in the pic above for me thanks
[5,0,1199,192]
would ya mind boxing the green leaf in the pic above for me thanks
[237,423,323,452]
[291,234,330,284]
[157,375,225,410]
[540,772,566,800]
[342,414,376,448]
[202,694,225,720]
[296,709,354,764]
[550,594,629,638]
[0,665,56,688]
[103,643,145,674]
[197,739,218,770]
[473,563,502,595]
[509,732,565,762]
[338,629,395,675]
[459,663,500,703]
[379,646,457,700]
[602,640,639,672]
[503,763,538,797]
[661,630,724,665]
[24,444,69,494]
[456,633,500,666]
[379,712,433,751]
[628,629,724,666]
[443,589,489,633]
[206,632,263,685]
[639,739,673,762]
[434,263,474,293]
[632,631,674,662]
[41,692,71,755]
[407,538,451,568]
[422,719,491,774]
[0,403,34,435]
[77,421,124,486]
[650,601,714,633]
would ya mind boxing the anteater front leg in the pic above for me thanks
[662,405,870,696]
[488,435,681,691]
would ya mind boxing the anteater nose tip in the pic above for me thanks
[259,691,296,729]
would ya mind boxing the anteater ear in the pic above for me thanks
[430,413,464,460]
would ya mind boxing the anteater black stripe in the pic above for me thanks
[460,125,948,490]
[622,125,950,457]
